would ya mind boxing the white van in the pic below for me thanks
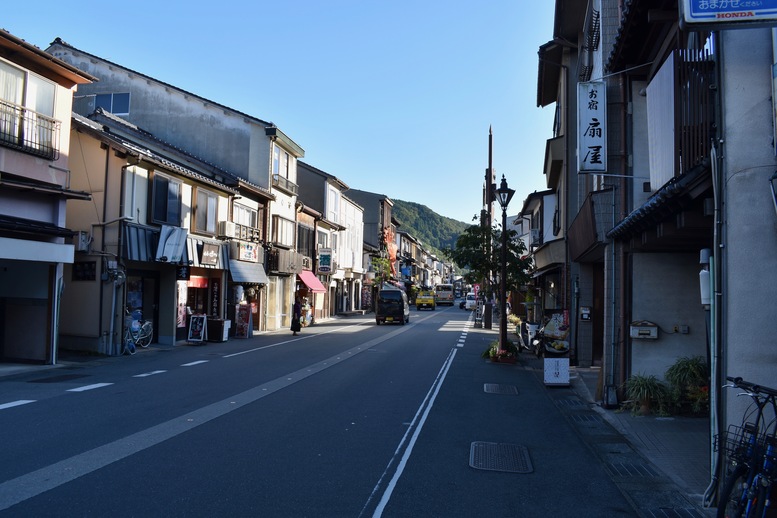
[464,292,477,311]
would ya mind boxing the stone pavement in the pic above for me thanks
[568,364,716,516]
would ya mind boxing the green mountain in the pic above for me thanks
[392,200,470,259]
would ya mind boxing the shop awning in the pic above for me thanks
[156,225,188,263]
[298,270,326,293]
[229,259,269,285]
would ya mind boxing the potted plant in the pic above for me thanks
[481,340,518,364]
[665,356,709,415]
[622,373,668,416]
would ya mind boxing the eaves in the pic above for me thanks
[48,38,271,126]
[72,114,239,195]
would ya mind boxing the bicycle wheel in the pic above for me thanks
[717,464,751,518]
[136,322,153,348]
[123,331,136,355]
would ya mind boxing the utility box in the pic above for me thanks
[629,321,659,340]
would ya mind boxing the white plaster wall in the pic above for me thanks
[720,29,777,394]
[630,252,708,379]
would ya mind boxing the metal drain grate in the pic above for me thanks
[555,398,585,407]
[644,507,706,517]
[569,413,604,423]
[483,383,519,395]
[606,462,660,478]
[469,442,533,473]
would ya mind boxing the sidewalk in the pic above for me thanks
[571,365,715,512]
[501,316,716,515]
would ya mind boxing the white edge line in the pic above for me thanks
[67,383,113,392]
[0,400,36,410]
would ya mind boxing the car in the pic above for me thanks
[464,292,477,311]
[415,290,436,310]
[375,288,410,325]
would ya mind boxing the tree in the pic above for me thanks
[443,224,532,299]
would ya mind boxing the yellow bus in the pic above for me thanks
[434,284,455,306]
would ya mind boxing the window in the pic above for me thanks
[194,188,218,234]
[0,60,59,158]
[272,144,291,179]
[317,230,328,249]
[327,187,340,223]
[95,93,130,115]
[233,203,257,227]
[297,224,315,259]
[152,173,182,225]
[272,146,280,175]
[271,215,295,248]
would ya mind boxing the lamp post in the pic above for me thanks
[495,175,515,351]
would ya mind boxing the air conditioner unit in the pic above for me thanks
[218,221,236,238]
[74,231,91,252]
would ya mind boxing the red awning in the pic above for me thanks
[298,270,326,293]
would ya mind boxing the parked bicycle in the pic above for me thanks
[123,308,153,355]
[715,376,777,518]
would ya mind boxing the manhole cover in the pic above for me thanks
[469,442,533,473]
[483,383,519,395]
[28,374,88,383]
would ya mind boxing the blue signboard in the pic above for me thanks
[681,0,777,28]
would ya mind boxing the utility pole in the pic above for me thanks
[479,127,496,328]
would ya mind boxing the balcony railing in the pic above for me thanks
[0,100,61,160]
[272,174,298,196]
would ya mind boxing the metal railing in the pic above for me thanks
[0,100,61,160]
[272,174,298,195]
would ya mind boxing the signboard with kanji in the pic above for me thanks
[577,81,607,173]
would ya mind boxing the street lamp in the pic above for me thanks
[495,175,515,351]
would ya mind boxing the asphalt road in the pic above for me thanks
[0,306,635,517]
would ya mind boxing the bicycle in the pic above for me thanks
[715,376,777,518]
[123,308,153,355]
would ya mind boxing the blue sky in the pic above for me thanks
[4,1,555,224]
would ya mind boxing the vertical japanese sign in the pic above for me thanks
[577,81,607,173]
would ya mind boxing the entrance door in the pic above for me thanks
[126,272,158,343]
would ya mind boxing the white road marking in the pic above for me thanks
[181,360,209,367]
[67,383,113,392]
[361,348,457,517]
[133,370,167,378]
[0,319,415,511]
[0,400,35,410]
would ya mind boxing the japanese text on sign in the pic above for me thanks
[577,81,607,173]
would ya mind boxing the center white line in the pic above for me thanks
[181,360,209,367]
[133,370,167,378]
[0,319,415,512]
[67,383,113,392]
[0,400,35,411]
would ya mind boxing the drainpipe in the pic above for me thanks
[704,30,726,507]
[617,74,630,396]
